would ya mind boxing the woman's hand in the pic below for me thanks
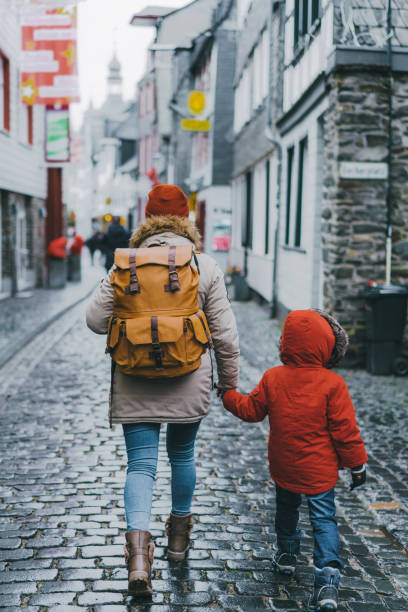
[215,384,226,399]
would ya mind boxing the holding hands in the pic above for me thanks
[215,384,227,399]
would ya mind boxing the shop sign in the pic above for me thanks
[339,162,388,180]
[45,107,70,162]
[181,118,211,132]
[187,91,206,115]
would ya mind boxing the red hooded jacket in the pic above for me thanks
[223,310,368,494]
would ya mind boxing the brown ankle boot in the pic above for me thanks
[165,513,194,561]
[124,530,154,596]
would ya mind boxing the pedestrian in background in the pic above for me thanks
[103,216,130,271]
[86,185,239,597]
[85,230,105,265]
[221,309,368,612]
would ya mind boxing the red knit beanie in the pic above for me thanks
[145,184,189,218]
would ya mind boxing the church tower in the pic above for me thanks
[107,50,123,101]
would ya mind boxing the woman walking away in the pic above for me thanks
[86,184,239,597]
[221,310,367,612]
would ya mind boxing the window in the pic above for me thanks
[193,132,209,170]
[294,137,307,247]
[147,135,151,173]
[285,147,294,245]
[285,139,308,248]
[139,85,145,118]
[265,159,270,254]
[18,73,34,146]
[294,0,321,48]
[0,51,10,132]
[242,170,253,249]
[27,106,33,145]
[192,58,211,170]
[120,139,136,166]
[138,138,145,175]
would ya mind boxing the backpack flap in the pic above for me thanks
[114,245,193,269]
[189,314,210,345]
[189,310,213,347]
[125,316,184,345]
[122,316,186,370]
[112,245,196,301]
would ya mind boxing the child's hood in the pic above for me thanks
[280,310,336,367]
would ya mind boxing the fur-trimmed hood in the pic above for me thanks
[313,309,349,368]
[130,216,201,250]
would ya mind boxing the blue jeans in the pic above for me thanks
[122,421,200,531]
[275,485,343,570]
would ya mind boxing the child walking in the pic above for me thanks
[221,309,368,612]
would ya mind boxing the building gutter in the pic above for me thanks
[385,0,393,285]
[265,0,284,319]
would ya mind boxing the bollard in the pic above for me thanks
[48,257,67,289]
[67,253,82,282]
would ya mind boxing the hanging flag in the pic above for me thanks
[21,5,79,105]
[17,1,85,7]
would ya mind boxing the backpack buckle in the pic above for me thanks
[149,343,164,369]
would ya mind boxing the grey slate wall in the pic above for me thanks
[232,0,277,176]
[170,50,195,193]
[322,67,408,363]
[235,0,268,82]
[212,27,236,185]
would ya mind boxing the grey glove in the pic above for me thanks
[350,464,366,491]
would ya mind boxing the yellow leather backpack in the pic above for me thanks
[106,244,212,378]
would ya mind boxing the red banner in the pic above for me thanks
[21,6,79,106]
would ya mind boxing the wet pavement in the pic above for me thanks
[0,253,103,368]
[0,298,407,610]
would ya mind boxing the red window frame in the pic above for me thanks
[27,105,33,145]
[0,49,10,132]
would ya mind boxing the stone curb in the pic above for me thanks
[0,282,98,370]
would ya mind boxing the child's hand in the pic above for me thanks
[350,465,366,491]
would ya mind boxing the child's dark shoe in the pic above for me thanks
[273,550,297,575]
[308,566,340,611]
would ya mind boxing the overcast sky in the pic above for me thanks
[70,0,190,129]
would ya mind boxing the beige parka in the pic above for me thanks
[86,216,240,424]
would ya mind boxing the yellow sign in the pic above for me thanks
[188,192,197,212]
[188,91,206,115]
[181,118,211,132]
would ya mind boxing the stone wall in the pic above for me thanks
[322,67,408,363]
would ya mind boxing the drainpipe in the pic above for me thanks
[385,0,392,285]
[265,0,284,318]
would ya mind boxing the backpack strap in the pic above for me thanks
[193,250,200,274]
[164,245,181,292]
[195,312,215,389]
[149,316,164,370]
[125,249,141,294]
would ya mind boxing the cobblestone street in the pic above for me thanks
[0,299,407,611]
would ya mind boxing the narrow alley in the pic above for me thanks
[0,296,407,611]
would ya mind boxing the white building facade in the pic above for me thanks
[0,0,47,295]
[230,0,279,303]
[232,0,408,362]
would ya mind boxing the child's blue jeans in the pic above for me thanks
[122,422,200,531]
[275,484,343,570]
